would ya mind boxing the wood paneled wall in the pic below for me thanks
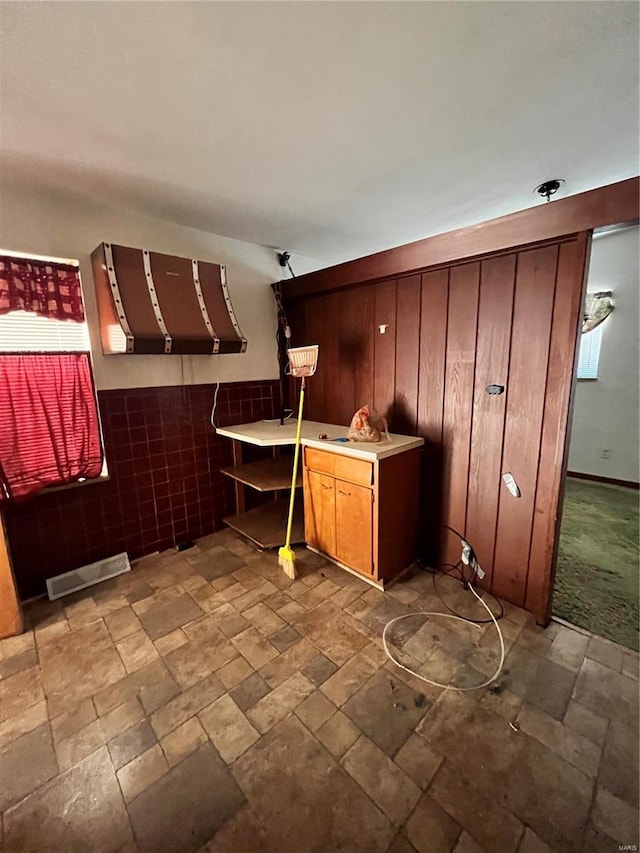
[285,234,590,622]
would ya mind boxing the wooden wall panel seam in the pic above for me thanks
[440,270,450,447]
[493,253,517,581]
[441,262,480,559]
[522,243,564,609]
[525,233,591,622]
[392,277,399,421]
[463,262,482,540]
[416,268,449,565]
[394,275,421,435]
[486,250,517,593]
[416,274,423,438]
[373,279,398,422]
[466,252,516,591]
[490,243,560,605]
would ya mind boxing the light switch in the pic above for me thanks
[502,472,521,497]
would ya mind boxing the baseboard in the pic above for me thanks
[567,471,640,490]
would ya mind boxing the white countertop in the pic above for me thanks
[215,419,424,461]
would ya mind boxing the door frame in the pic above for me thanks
[529,232,593,624]
[545,224,640,625]
[0,514,24,639]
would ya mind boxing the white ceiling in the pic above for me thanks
[1,2,638,265]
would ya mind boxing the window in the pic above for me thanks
[0,252,104,500]
[576,323,603,380]
[0,310,91,352]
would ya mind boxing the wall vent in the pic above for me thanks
[46,553,131,600]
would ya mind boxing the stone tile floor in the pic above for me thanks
[0,529,638,853]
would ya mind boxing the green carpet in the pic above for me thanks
[554,478,639,651]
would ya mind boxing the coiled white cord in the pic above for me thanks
[383,577,505,692]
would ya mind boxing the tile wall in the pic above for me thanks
[3,380,279,600]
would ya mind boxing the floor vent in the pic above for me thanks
[46,553,131,600]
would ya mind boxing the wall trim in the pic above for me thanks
[279,177,639,299]
[567,470,640,490]
[0,515,24,639]
[98,377,278,395]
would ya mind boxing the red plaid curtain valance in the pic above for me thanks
[0,256,85,322]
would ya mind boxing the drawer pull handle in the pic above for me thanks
[338,489,350,496]
[321,484,332,490]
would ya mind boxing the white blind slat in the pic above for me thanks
[0,311,90,352]
[577,324,603,380]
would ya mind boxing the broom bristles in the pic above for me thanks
[278,545,297,580]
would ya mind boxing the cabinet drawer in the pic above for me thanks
[304,447,373,487]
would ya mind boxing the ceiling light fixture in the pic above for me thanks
[533,179,565,202]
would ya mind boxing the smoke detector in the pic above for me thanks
[534,179,565,202]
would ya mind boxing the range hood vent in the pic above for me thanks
[91,243,247,355]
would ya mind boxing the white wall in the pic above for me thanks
[0,182,323,390]
[568,225,639,482]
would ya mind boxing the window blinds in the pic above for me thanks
[577,324,603,380]
[0,310,90,352]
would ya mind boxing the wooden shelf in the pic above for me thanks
[221,456,302,492]
[223,501,304,550]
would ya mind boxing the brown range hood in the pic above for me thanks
[91,242,247,355]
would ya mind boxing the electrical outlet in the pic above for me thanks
[600,447,611,460]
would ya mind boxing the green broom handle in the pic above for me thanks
[284,377,305,550]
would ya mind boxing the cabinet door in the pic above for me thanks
[304,470,336,557]
[335,481,373,576]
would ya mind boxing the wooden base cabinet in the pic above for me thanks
[303,445,421,587]
[305,471,337,558]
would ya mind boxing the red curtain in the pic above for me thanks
[0,354,103,500]
[0,256,85,322]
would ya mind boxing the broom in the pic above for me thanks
[278,375,306,579]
